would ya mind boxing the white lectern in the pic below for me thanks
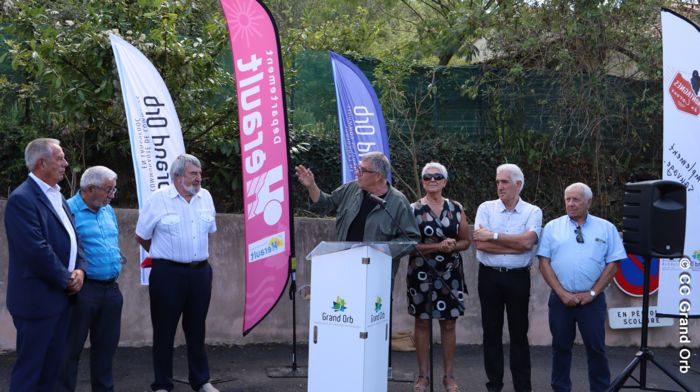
[306,241,414,392]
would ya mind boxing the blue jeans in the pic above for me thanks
[59,280,123,392]
[548,291,610,392]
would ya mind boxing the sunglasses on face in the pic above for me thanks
[575,225,584,243]
[422,173,445,181]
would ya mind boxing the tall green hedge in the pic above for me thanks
[289,127,662,227]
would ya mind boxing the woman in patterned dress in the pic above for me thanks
[408,162,471,392]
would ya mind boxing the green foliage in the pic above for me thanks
[458,0,669,223]
[394,0,497,65]
[291,125,647,224]
[374,55,437,196]
[0,0,238,207]
[0,0,679,227]
[267,0,391,57]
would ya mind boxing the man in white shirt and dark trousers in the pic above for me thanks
[136,154,218,392]
[472,164,542,392]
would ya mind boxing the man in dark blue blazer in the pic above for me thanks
[5,138,86,391]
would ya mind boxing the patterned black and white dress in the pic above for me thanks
[407,198,466,320]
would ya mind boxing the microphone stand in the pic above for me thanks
[370,193,465,392]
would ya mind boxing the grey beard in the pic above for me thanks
[184,184,200,196]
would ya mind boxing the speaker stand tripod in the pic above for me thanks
[607,255,692,392]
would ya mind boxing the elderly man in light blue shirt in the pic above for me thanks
[537,182,626,392]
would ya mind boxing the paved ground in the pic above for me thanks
[0,344,698,391]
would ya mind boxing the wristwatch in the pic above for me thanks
[590,289,596,298]
[492,232,499,241]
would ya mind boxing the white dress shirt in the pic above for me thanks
[135,184,217,263]
[29,172,78,271]
[474,197,542,268]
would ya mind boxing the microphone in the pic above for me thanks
[368,193,387,207]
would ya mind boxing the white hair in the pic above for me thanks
[25,138,60,171]
[421,161,448,179]
[497,163,525,193]
[170,154,201,178]
[80,166,117,189]
[565,182,593,200]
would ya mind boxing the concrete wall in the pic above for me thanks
[0,200,696,350]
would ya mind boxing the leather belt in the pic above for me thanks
[152,258,208,268]
[85,277,117,285]
[479,264,530,273]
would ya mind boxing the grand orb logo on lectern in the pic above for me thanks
[320,296,354,325]
[370,296,386,324]
[332,296,347,312]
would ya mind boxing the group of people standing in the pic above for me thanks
[296,152,626,392]
[5,138,219,392]
[4,137,624,392]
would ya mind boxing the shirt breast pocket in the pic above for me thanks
[159,214,181,237]
[199,212,215,234]
[592,241,607,262]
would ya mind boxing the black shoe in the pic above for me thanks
[486,382,503,392]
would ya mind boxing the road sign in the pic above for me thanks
[613,253,659,297]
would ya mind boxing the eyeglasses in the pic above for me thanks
[95,186,118,197]
[422,173,445,181]
[356,167,378,176]
[574,225,584,243]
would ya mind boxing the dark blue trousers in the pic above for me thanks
[548,291,610,392]
[149,262,213,392]
[478,267,532,392]
[59,280,123,392]
[11,306,71,391]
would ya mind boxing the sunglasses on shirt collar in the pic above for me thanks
[574,225,584,243]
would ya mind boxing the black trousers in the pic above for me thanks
[149,261,213,392]
[11,307,71,391]
[478,265,531,392]
[59,280,123,392]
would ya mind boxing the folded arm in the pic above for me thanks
[474,227,538,253]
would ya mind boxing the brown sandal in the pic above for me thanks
[443,375,460,392]
[413,375,429,392]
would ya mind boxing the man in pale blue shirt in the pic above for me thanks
[60,166,123,392]
[537,182,626,392]
[473,163,542,392]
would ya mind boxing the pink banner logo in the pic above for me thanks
[669,72,700,116]
[221,0,291,335]
[246,165,284,225]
